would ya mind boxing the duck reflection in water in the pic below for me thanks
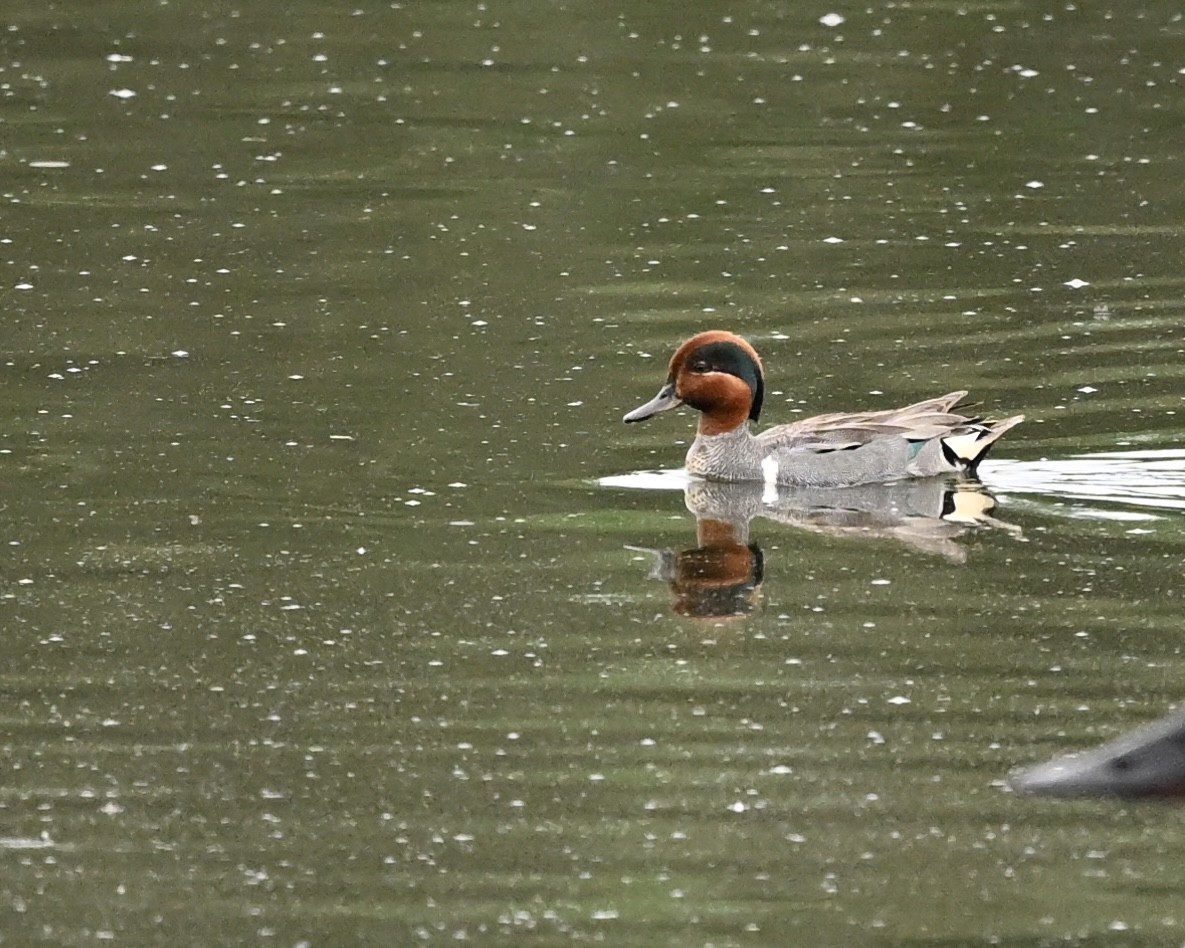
[628,511,766,619]
[629,476,1016,619]
[1011,703,1185,800]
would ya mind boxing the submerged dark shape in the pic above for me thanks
[1010,704,1185,799]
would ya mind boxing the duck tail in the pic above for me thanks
[940,415,1025,474]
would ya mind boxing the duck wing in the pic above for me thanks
[753,392,1024,485]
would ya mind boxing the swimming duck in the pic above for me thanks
[623,330,1024,488]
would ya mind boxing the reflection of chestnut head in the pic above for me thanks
[631,515,765,619]
[667,540,764,619]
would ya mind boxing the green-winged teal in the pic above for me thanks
[624,330,1024,488]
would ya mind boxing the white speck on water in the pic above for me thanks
[109,88,137,99]
[288,374,305,380]
[448,520,475,527]
[356,546,367,555]
[591,910,619,921]
[171,349,189,359]
[870,578,891,586]
[0,834,55,850]
[819,12,845,27]
[769,764,793,774]
[589,773,605,782]
[329,434,354,441]
[1064,278,1089,288]
[106,53,133,63]
[15,283,33,290]
[887,695,910,705]
[1077,386,1098,394]
[823,236,844,243]
[1025,180,1044,189]
[728,801,747,813]
[28,160,71,169]
[868,730,885,745]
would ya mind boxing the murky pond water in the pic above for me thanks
[5,1,1185,944]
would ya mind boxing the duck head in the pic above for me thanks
[623,330,765,436]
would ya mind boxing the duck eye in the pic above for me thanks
[689,359,710,373]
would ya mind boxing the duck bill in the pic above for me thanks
[623,382,681,423]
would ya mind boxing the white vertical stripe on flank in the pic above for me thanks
[761,456,780,504]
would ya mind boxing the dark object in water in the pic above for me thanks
[1011,705,1185,799]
